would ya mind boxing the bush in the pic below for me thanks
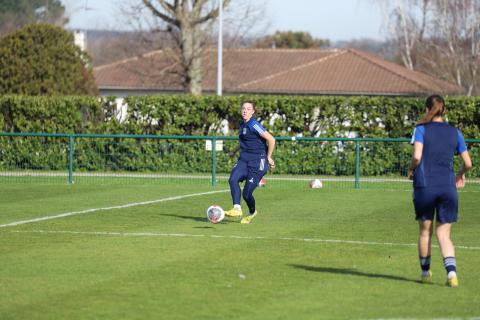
[0,24,97,95]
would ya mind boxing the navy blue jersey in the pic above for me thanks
[239,118,268,160]
[411,122,467,188]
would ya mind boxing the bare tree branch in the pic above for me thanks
[119,0,265,94]
[375,0,480,95]
[142,0,180,27]
[195,0,230,25]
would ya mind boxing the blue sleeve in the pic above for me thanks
[248,119,266,135]
[456,129,467,154]
[411,125,424,144]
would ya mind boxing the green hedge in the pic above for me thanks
[0,95,479,177]
[1,95,478,137]
[120,95,479,138]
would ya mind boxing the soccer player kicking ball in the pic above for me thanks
[408,95,472,287]
[224,101,276,224]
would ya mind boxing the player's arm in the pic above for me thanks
[455,151,472,188]
[455,130,472,188]
[408,142,423,180]
[408,126,424,180]
[458,151,473,176]
[261,131,276,168]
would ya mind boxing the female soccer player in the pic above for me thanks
[224,101,276,224]
[408,95,472,287]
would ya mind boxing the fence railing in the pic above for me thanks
[0,132,478,190]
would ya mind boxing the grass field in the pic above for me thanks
[0,181,479,320]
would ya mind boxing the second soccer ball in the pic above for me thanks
[309,179,323,189]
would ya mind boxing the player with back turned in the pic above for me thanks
[408,95,472,287]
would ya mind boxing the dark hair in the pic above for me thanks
[241,101,256,110]
[418,94,446,124]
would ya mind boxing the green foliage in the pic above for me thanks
[255,30,330,49]
[0,95,104,132]
[0,24,97,95]
[0,95,478,177]
[0,0,67,35]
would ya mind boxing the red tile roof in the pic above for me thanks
[94,48,464,96]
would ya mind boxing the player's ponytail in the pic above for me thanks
[418,95,446,124]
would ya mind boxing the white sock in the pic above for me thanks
[234,204,241,210]
[447,271,457,279]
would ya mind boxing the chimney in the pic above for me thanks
[74,30,86,51]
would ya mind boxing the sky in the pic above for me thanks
[63,0,386,42]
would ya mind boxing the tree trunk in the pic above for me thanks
[179,23,203,95]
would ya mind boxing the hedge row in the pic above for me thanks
[0,95,478,176]
[1,95,478,137]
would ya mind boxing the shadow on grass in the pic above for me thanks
[289,264,423,284]
[162,214,231,226]
[162,213,207,223]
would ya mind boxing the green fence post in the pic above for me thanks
[211,137,217,186]
[68,135,74,184]
[355,138,360,189]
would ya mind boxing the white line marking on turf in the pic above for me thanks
[0,190,229,228]
[6,230,480,251]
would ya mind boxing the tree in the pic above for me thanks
[378,0,480,95]
[139,0,230,95]
[424,0,480,95]
[0,24,97,96]
[377,0,429,70]
[254,31,330,49]
[0,0,67,37]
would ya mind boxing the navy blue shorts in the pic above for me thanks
[231,157,268,185]
[413,186,458,223]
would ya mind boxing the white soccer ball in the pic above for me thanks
[206,205,225,224]
[309,179,323,189]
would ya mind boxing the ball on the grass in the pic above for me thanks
[309,179,323,189]
[206,205,225,224]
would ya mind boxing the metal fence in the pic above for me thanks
[0,132,478,190]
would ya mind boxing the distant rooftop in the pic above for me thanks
[94,48,464,96]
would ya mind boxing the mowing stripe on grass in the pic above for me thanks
[0,190,229,228]
[6,230,480,251]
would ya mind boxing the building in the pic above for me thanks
[94,48,464,97]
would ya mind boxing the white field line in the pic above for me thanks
[0,190,229,228]
[6,230,480,251]
[2,171,479,184]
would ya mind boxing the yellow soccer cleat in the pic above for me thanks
[446,275,458,288]
[224,208,243,217]
[240,211,257,224]
[421,270,432,284]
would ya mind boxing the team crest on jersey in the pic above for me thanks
[242,128,246,135]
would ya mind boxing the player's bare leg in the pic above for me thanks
[436,222,458,287]
[418,220,433,283]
